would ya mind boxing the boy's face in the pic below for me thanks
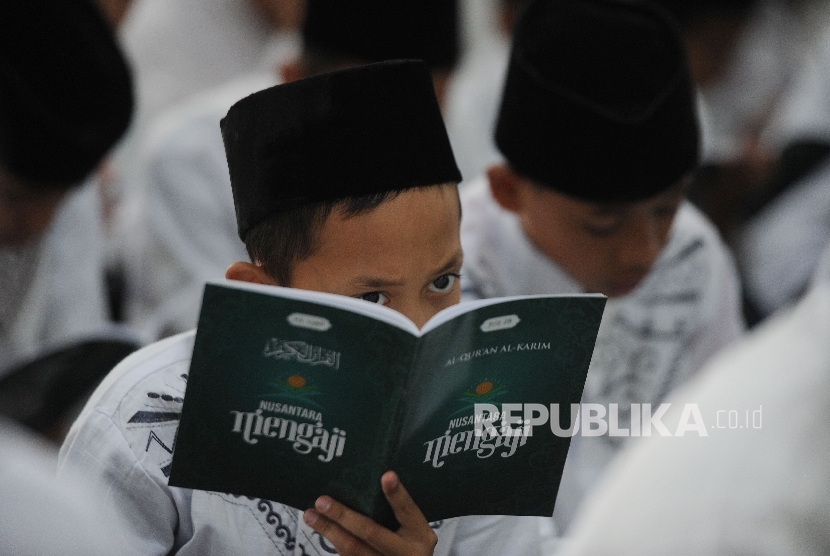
[243,184,463,329]
[489,165,689,297]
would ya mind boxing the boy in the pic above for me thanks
[0,0,133,373]
[59,61,538,556]
[459,0,745,534]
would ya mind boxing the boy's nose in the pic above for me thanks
[396,300,435,330]
[617,216,663,271]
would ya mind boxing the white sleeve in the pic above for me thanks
[57,409,182,556]
[43,182,110,341]
[441,515,541,556]
[1,420,128,556]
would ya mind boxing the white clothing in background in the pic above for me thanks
[120,0,275,125]
[810,240,830,287]
[110,0,297,262]
[122,72,278,342]
[459,178,744,533]
[732,12,830,318]
[557,283,830,556]
[59,331,541,556]
[765,6,830,147]
[0,182,109,376]
[735,158,830,315]
[444,35,508,186]
[1,418,126,555]
[698,0,802,163]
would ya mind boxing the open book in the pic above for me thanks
[169,280,605,528]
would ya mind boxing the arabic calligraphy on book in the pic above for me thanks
[263,339,341,370]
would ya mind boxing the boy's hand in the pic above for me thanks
[303,471,437,556]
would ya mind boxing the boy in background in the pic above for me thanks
[60,61,538,556]
[0,0,133,374]
[459,0,744,535]
[1,1,134,553]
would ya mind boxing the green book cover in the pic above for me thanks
[169,280,605,528]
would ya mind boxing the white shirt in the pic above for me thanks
[0,182,109,376]
[557,282,830,556]
[698,0,802,162]
[444,35,509,187]
[764,4,830,149]
[121,72,279,343]
[1,418,126,555]
[58,331,541,556]
[810,240,830,288]
[460,178,745,533]
[734,157,830,316]
[120,0,277,126]
[729,11,830,318]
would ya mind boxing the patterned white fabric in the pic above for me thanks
[59,331,541,556]
[459,177,744,532]
[558,283,830,556]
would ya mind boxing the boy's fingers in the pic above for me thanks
[304,509,382,556]
[307,497,406,556]
[381,471,436,544]
[305,475,436,556]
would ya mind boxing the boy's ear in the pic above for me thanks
[487,164,522,213]
[225,261,278,286]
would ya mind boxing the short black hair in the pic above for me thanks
[244,184,458,286]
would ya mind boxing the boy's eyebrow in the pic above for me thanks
[352,276,407,289]
[433,249,464,277]
[350,249,464,290]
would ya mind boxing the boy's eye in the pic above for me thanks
[357,292,389,305]
[428,274,459,293]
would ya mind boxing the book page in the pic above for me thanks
[213,279,421,336]
[420,293,605,334]
[170,282,419,522]
[389,295,607,522]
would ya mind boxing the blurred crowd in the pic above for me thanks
[2,0,830,554]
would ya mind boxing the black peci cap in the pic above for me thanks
[0,0,133,188]
[495,0,699,202]
[302,0,459,71]
[221,60,461,241]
